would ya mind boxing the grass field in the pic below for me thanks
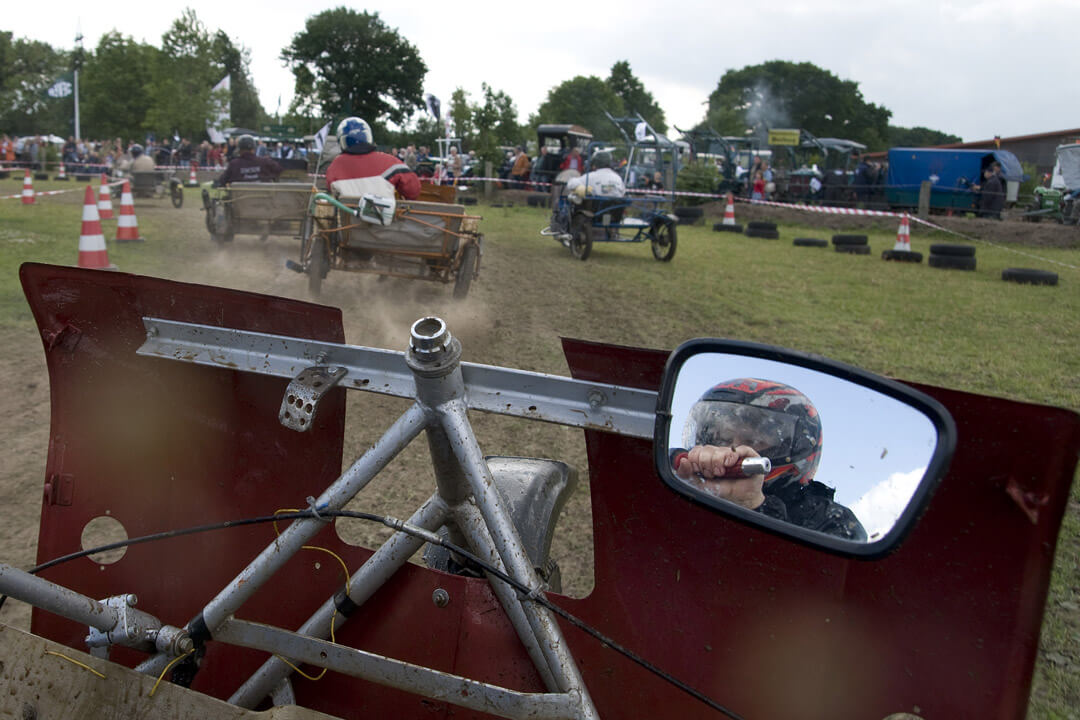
[0,178,1078,717]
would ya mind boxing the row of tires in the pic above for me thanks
[712,222,1059,286]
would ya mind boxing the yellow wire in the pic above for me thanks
[150,649,195,697]
[44,650,106,679]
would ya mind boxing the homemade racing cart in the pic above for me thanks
[127,169,185,208]
[289,189,482,298]
[202,182,313,244]
[542,175,677,262]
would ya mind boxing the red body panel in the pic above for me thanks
[20,264,1079,719]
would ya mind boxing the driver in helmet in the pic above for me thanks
[565,151,626,199]
[325,117,420,200]
[128,144,155,173]
[673,378,867,541]
[213,134,281,187]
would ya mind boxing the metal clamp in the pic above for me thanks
[279,365,347,432]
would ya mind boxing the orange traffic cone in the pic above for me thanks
[97,174,114,219]
[55,162,68,181]
[893,214,912,252]
[21,170,34,205]
[187,162,199,187]
[115,180,144,243]
[722,192,737,226]
[78,185,115,269]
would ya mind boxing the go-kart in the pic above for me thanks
[542,177,677,262]
[2,263,1077,720]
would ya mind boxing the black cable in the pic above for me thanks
[1,508,742,719]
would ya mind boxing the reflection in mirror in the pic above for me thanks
[666,354,940,543]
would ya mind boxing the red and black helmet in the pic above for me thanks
[682,378,822,486]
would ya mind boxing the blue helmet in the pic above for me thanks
[337,117,373,149]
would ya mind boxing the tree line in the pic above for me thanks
[1,8,958,158]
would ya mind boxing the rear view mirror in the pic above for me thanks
[654,340,956,559]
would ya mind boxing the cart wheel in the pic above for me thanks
[650,219,677,261]
[308,237,327,296]
[453,243,479,299]
[569,213,592,261]
[207,201,227,243]
[170,182,183,208]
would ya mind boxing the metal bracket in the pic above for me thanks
[278,365,347,432]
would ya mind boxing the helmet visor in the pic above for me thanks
[682,400,798,459]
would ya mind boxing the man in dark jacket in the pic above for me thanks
[213,135,281,187]
[975,164,1005,219]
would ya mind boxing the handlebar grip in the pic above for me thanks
[729,457,772,478]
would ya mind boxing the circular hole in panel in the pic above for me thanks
[313,381,323,388]
[288,394,296,404]
[81,515,128,564]
[305,404,313,413]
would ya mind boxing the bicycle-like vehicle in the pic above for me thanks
[543,176,677,261]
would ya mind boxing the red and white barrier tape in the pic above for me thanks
[1,179,129,202]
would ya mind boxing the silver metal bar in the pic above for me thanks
[0,563,119,632]
[229,494,450,709]
[216,618,586,720]
[439,402,599,720]
[452,501,559,692]
[199,401,429,631]
[137,318,656,438]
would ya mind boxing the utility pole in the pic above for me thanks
[73,25,84,141]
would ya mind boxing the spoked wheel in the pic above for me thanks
[206,200,227,243]
[569,213,592,261]
[308,236,327,297]
[649,219,677,261]
[453,242,480,299]
[170,181,183,208]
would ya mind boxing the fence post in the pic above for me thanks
[484,161,493,201]
[918,181,931,218]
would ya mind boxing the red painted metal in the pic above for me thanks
[18,263,1079,719]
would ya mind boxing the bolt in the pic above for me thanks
[432,588,450,608]
[587,390,607,410]
[176,636,194,654]
[315,352,329,364]
[147,326,159,338]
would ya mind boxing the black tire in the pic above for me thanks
[929,243,976,257]
[836,244,871,255]
[649,220,677,261]
[712,222,744,233]
[881,250,923,262]
[461,197,478,206]
[207,202,227,243]
[170,182,183,208]
[793,237,827,248]
[569,213,592,261]
[747,220,777,232]
[308,237,327,295]
[928,254,976,270]
[1002,268,1058,285]
[453,243,480,299]
[674,207,704,226]
[832,234,868,245]
[745,228,780,239]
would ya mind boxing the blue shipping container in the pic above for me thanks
[886,148,1023,210]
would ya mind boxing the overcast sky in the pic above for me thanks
[8,0,1079,142]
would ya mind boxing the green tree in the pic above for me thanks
[80,31,155,141]
[531,75,624,138]
[282,8,426,129]
[606,61,666,134]
[887,125,961,147]
[144,9,225,140]
[212,31,262,130]
[0,31,71,136]
[448,87,474,142]
[704,61,892,150]
[471,83,520,166]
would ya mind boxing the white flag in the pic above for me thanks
[313,121,332,153]
[207,75,231,144]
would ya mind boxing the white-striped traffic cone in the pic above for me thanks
[893,214,912,251]
[722,192,737,226]
[21,169,34,205]
[78,185,115,270]
[115,180,144,243]
[55,162,68,180]
[187,162,199,187]
[97,174,114,219]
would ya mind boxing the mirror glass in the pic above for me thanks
[664,352,942,545]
